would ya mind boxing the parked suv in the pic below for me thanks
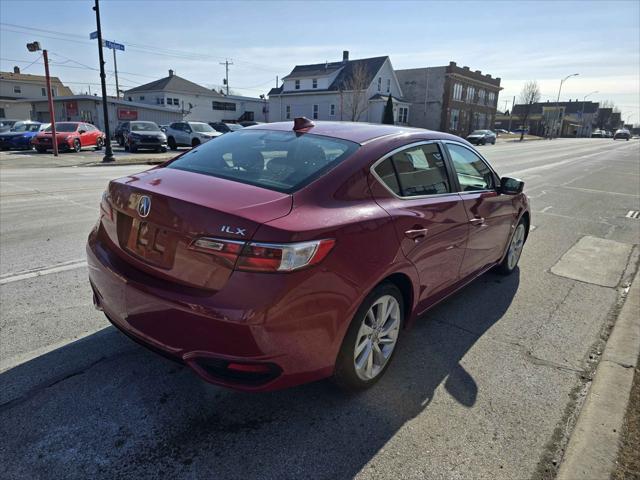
[209,122,243,134]
[165,121,222,149]
[119,121,167,153]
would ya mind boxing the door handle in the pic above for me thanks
[404,228,429,240]
[469,217,485,226]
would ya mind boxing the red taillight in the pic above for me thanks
[189,238,335,272]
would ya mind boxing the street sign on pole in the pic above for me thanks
[89,31,98,40]
[104,40,125,51]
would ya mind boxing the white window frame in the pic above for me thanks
[466,86,475,103]
[398,106,408,124]
[453,83,463,101]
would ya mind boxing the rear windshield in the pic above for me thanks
[190,123,214,133]
[167,130,359,193]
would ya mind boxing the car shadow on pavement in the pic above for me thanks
[0,270,519,479]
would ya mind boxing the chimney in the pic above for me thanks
[342,50,349,62]
[475,70,481,74]
[13,66,20,74]
[449,61,456,67]
[168,69,174,77]
[463,66,470,70]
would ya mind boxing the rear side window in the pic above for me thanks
[446,144,495,191]
[375,143,450,197]
[167,130,359,193]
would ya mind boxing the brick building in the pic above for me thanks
[395,61,502,135]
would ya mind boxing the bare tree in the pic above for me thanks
[518,80,541,141]
[342,62,371,122]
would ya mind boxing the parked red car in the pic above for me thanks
[32,121,105,153]
[87,119,529,392]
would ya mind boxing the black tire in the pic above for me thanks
[496,217,527,275]
[191,138,200,148]
[168,137,177,150]
[160,146,167,153]
[94,137,103,151]
[72,139,81,153]
[333,282,404,392]
[129,144,137,153]
[36,147,47,153]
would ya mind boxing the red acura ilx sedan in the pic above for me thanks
[87,118,529,392]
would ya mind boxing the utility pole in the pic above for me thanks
[507,96,515,133]
[112,48,119,98]
[552,73,579,139]
[27,42,58,156]
[220,59,233,95]
[580,90,598,137]
[93,0,115,162]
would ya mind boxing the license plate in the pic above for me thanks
[126,219,177,268]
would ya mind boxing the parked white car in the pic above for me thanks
[165,121,222,150]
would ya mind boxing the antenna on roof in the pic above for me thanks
[293,117,315,132]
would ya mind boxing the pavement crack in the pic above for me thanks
[0,348,136,413]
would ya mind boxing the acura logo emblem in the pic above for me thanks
[137,195,151,218]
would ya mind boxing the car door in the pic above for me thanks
[77,123,90,146]
[175,123,189,145]
[443,142,515,278]
[369,142,469,307]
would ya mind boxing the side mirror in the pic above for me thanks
[78,130,86,134]
[500,176,524,195]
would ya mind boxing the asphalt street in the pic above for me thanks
[0,138,639,480]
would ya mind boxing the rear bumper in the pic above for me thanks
[86,229,352,391]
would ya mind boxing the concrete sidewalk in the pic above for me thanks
[557,268,640,480]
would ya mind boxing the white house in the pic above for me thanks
[0,66,73,119]
[123,70,266,123]
[268,51,410,125]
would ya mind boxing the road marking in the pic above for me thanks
[626,210,640,219]
[0,259,87,285]
[540,206,553,213]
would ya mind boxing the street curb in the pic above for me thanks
[556,269,640,480]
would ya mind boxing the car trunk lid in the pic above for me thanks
[101,167,292,290]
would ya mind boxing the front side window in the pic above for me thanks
[376,143,450,197]
[312,104,319,120]
[167,130,359,193]
[446,143,494,191]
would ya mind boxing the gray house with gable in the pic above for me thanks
[268,51,410,125]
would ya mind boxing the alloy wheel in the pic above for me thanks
[353,295,400,381]
[507,224,525,270]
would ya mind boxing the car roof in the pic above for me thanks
[244,120,460,145]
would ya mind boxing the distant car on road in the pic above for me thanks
[32,121,105,153]
[0,119,21,133]
[0,121,45,150]
[466,130,496,145]
[613,129,631,141]
[496,129,510,134]
[119,121,168,153]
[87,118,530,392]
[165,121,222,150]
[208,122,243,134]
[591,130,605,138]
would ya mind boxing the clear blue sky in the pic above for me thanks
[1,0,638,123]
